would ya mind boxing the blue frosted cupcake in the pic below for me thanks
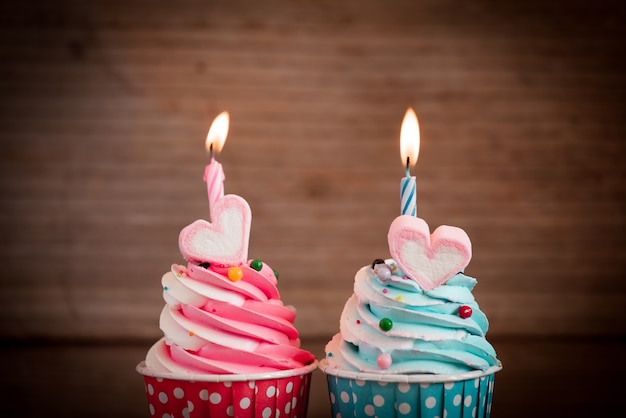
[320,215,502,418]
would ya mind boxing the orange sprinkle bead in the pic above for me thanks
[228,267,243,282]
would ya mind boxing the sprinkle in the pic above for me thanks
[250,259,263,271]
[189,331,194,337]
[375,264,392,282]
[273,269,279,279]
[163,286,169,291]
[459,305,473,319]
[382,288,388,294]
[377,353,392,369]
[372,258,385,269]
[328,352,333,357]
[396,296,402,301]
[227,267,243,282]
[356,320,361,324]
[379,318,393,332]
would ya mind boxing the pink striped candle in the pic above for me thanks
[204,157,225,210]
[399,107,420,216]
[204,111,230,216]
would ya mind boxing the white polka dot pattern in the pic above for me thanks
[324,371,498,418]
[140,372,313,418]
[209,392,221,404]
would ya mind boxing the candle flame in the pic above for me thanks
[400,107,420,170]
[205,111,230,155]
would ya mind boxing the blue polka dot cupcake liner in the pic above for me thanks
[319,360,502,418]
[137,360,318,418]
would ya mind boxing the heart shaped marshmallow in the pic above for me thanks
[179,194,251,266]
[387,215,472,290]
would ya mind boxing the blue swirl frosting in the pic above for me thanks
[325,259,498,374]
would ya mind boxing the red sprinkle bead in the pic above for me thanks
[356,320,361,324]
[459,305,473,319]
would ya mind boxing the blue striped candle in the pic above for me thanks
[400,174,417,216]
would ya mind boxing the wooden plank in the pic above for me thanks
[0,0,624,341]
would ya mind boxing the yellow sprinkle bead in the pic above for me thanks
[228,267,243,282]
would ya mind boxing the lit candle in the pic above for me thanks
[204,111,229,216]
[399,107,420,216]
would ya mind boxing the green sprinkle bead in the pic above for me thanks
[250,259,263,271]
[379,318,393,332]
[273,269,279,279]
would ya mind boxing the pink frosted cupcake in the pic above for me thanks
[137,161,316,417]
[320,215,501,418]
[136,255,317,417]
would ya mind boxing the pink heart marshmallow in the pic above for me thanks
[179,194,251,266]
[387,215,472,290]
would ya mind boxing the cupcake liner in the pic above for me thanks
[320,359,501,418]
[137,361,318,418]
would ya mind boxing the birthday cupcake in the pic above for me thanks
[319,215,501,418]
[137,116,316,418]
[320,108,501,418]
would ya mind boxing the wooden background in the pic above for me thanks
[0,0,624,416]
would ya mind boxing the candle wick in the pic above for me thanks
[209,142,214,161]
[405,156,411,177]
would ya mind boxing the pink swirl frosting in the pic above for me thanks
[145,261,315,375]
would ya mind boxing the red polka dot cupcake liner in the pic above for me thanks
[319,360,501,418]
[137,361,318,418]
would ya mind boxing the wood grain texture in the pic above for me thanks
[0,0,624,340]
